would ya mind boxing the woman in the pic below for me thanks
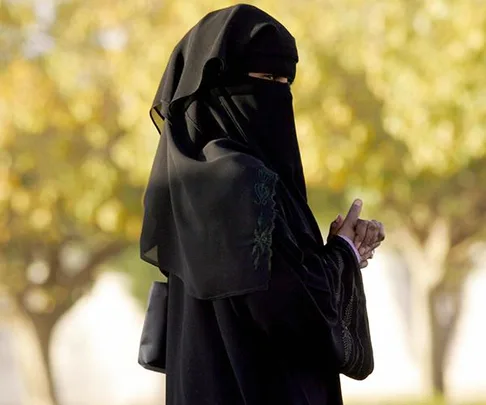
[140,4,385,405]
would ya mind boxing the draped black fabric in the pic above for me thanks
[140,3,318,299]
[149,4,298,121]
[140,4,374,404]
[216,78,306,197]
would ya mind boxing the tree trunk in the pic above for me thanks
[430,285,464,399]
[30,314,60,405]
[4,242,126,405]
[10,312,58,405]
[430,289,446,397]
[397,221,457,400]
[406,264,464,403]
[410,277,435,395]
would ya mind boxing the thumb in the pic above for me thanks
[342,199,363,226]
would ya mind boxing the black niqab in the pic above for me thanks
[141,3,319,299]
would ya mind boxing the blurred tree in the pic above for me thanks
[277,0,486,399]
[0,0,177,403]
[2,0,486,404]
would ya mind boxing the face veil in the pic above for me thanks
[140,4,323,299]
[218,77,307,200]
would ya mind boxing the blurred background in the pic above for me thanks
[1,0,486,404]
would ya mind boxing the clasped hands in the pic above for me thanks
[327,199,385,269]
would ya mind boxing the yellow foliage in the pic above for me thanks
[96,199,123,233]
[1,0,486,296]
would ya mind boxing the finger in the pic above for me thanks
[361,250,373,260]
[360,260,368,269]
[359,221,382,254]
[327,214,343,242]
[332,214,344,229]
[362,240,381,254]
[329,216,340,231]
[361,221,378,255]
[361,248,376,260]
[354,219,368,250]
[342,199,362,227]
[375,221,385,242]
[367,220,384,243]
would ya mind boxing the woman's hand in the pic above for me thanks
[336,199,363,240]
[327,200,385,268]
[353,219,385,268]
[327,199,362,243]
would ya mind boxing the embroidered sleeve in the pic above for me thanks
[324,236,374,380]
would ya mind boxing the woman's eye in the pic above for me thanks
[264,74,275,80]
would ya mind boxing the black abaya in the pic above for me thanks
[165,236,358,405]
[140,5,374,405]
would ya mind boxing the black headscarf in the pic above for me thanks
[141,4,323,299]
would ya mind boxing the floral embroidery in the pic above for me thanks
[252,167,278,270]
[342,326,353,364]
[341,293,355,365]
[254,183,271,205]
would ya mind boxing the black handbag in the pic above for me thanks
[138,281,169,373]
